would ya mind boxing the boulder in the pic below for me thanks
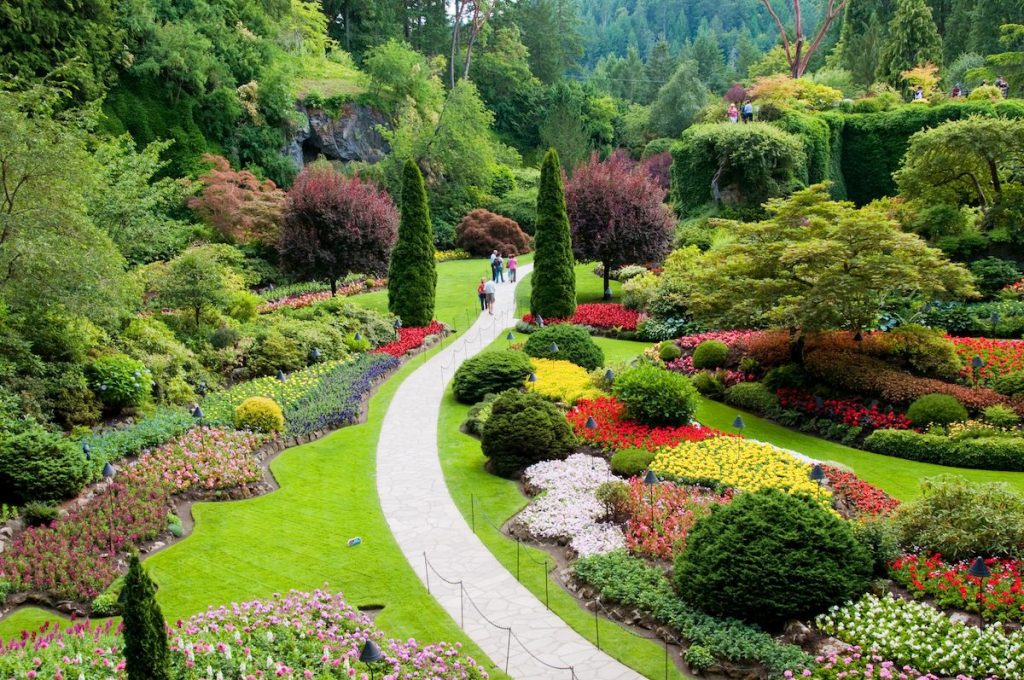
[285,104,390,168]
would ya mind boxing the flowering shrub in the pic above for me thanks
[126,428,265,495]
[821,465,900,517]
[952,336,1024,385]
[434,248,471,261]
[0,479,171,601]
[526,358,604,404]
[0,589,489,679]
[624,477,731,560]
[792,647,949,680]
[651,438,832,501]
[257,277,386,312]
[522,303,641,331]
[371,320,445,357]
[567,397,724,451]
[777,388,914,431]
[674,330,767,352]
[816,593,1024,679]
[515,454,625,557]
[890,554,1024,624]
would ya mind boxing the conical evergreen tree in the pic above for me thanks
[121,553,171,680]
[642,40,677,103]
[530,149,576,320]
[876,0,943,85]
[388,159,437,327]
[836,0,894,86]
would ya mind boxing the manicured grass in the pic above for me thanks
[350,254,533,333]
[439,330,689,680]
[514,262,621,315]
[0,607,60,639]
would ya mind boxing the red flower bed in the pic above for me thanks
[522,303,640,330]
[0,479,172,601]
[821,464,900,517]
[890,553,1024,623]
[625,476,731,560]
[371,321,445,357]
[951,336,1024,385]
[777,388,913,431]
[567,397,725,451]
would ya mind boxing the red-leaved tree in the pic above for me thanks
[188,155,286,245]
[639,152,672,192]
[455,209,531,257]
[565,153,675,298]
[279,164,399,295]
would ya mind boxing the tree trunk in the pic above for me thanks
[603,261,612,300]
[788,327,805,365]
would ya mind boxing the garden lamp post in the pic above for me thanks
[82,441,91,462]
[277,369,287,382]
[536,315,544,328]
[355,332,362,343]
[102,462,116,556]
[506,331,514,348]
[585,416,599,430]
[604,286,612,301]
[643,469,658,531]
[604,368,614,382]
[197,381,207,398]
[394,318,402,330]
[549,342,559,354]
[968,556,991,629]
[360,640,383,680]
[809,463,826,500]
[732,415,744,436]
[971,355,984,385]
[528,372,537,383]
[309,347,322,364]
[991,312,1000,335]
[193,404,204,445]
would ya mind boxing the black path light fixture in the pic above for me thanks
[732,415,745,435]
[193,404,205,444]
[102,462,116,556]
[968,556,991,629]
[196,381,208,398]
[82,441,91,462]
[528,372,537,383]
[809,463,826,500]
[535,314,544,328]
[360,640,384,679]
[506,331,515,348]
[991,312,1001,335]
[277,369,287,382]
[585,416,599,430]
[643,469,658,530]
[549,342,559,354]
[604,368,614,382]
[393,317,402,330]
[604,285,613,301]
[971,354,984,385]
[309,346,322,364]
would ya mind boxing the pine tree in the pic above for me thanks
[836,0,895,86]
[388,160,437,327]
[877,0,943,85]
[642,40,677,103]
[121,554,171,680]
[530,149,576,320]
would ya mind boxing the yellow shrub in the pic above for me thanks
[651,438,831,501]
[234,396,285,433]
[526,358,604,405]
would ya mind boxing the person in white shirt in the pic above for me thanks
[483,279,496,315]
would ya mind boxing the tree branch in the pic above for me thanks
[759,1,794,65]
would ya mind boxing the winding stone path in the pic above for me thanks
[377,265,644,680]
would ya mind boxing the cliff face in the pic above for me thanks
[285,103,390,167]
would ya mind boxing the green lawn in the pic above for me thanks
[438,330,689,680]
[351,254,533,332]
[514,262,621,315]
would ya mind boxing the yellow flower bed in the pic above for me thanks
[651,438,832,501]
[526,358,604,405]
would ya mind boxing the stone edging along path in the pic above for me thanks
[377,264,644,680]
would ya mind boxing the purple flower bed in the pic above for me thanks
[285,353,400,436]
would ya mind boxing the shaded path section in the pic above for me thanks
[377,265,643,680]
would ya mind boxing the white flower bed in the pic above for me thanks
[517,454,625,557]
[817,594,1023,680]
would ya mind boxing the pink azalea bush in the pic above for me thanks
[0,589,489,679]
[126,427,266,494]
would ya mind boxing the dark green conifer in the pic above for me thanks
[877,0,943,85]
[120,553,171,680]
[530,149,576,320]
[388,159,437,327]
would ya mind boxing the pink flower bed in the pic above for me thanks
[371,320,445,357]
[522,303,640,330]
[258,277,387,312]
[625,477,731,560]
[126,427,265,494]
[673,330,768,350]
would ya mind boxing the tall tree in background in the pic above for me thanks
[969,0,1024,56]
[759,0,849,78]
[689,24,729,92]
[531,149,577,319]
[280,164,398,295]
[642,40,677,103]
[835,0,893,86]
[388,160,437,326]
[507,0,583,83]
[876,0,943,85]
[649,60,708,137]
[565,153,674,299]
[120,554,171,680]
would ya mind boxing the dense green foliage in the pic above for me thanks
[481,389,576,477]
[864,429,1024,471]
[0,422,90,503]
[388,160,437,327]
[675,489,872,627]
[523,325,605,371]
[530,149,577,319]
[723,382,782,417]
[120,554,171,680]
[691,340,728,369]
[451,352,534,405]
[876,0,944,85]
[906,394,969,426]
[610,448,657,477]
[612,364,700,426]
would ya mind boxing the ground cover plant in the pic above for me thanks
[525,358,603,405]
[256,276,387,312]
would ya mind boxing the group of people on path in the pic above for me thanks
[477,250,518,315]
[727,100,754,124]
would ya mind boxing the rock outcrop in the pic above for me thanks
[284,103,390,168]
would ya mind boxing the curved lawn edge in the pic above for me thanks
[437,331,693,680]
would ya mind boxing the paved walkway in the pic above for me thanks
[377,265,644,680]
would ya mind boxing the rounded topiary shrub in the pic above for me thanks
[0,423,89,503]
[724,382,781,416]
[234,397,285,433]
[610,448,657,477]
[612,364,700,426]
[86,354,151,409]
[455,208,531,257]
[523,325,604,371]
[659,341,682,362]
[691,340,729,369]
[675,488,872,627]
[452,351,533,404]
[481,390,576,477]
[906,393,968,427]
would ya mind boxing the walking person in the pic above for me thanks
[741,99,754,123]
[507,253,518,282]
[728,102,739,123]
[489,250,498,282]
[483,278,496,315]
[477,277,487,311]
[494,253,505,283]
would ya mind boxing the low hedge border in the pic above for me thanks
[864,429,1024,471]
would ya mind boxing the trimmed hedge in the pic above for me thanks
[723,382,780,417]
[864,429,1024,471]
[452,351,533,404]
[234,396,285,433]
[612,364,701,426]
[691,340,728,369]
[523,324,604,371]
[906,394,968,427]
[481,390,576,477]
[610,448,657,477]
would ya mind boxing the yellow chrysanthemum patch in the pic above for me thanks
[526,358,604,405]
[651,438,832,501]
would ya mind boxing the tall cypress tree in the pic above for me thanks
[388,159,437,327]
[530,148,576,320]
[876,0,943,85]
[120,554,171,680]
